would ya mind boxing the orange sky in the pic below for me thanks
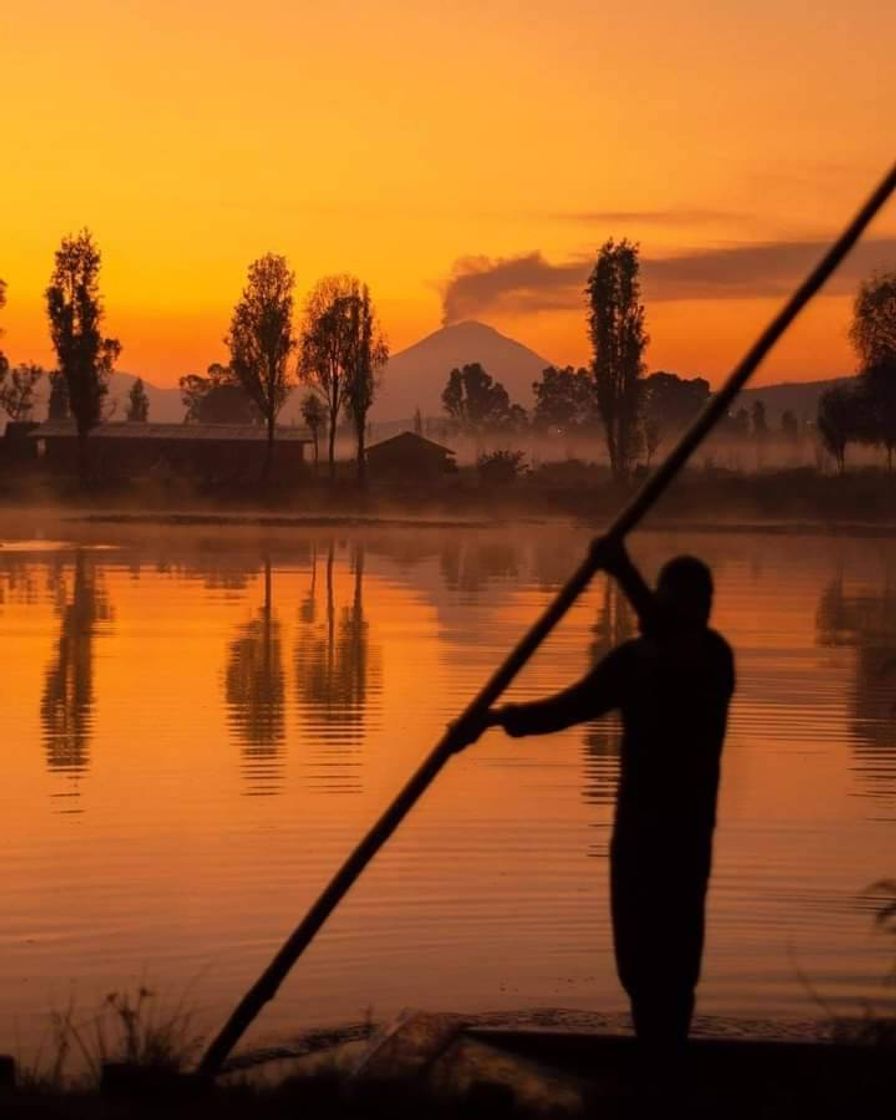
[2,1,894,387]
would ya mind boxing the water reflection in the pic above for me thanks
[440,539,519,594]
[41,552,112,794]
[0,555,39,606]
[3,524,896,1042]
[294,543,380,792]
[816,574,896,806]
[581,579,634,855]
[224,558,286,796]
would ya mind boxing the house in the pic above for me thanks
[29,421,313,482]
[365,430,457,481]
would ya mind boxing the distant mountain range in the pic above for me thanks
[7,320,850,428]
[373,320,848,424]
[738,378,851,423]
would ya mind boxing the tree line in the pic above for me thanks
[438,242,896,479]
[179,266,388,483]
[436,240,711,477]
[817,272,896,472]
[3,232,893,486]
[0,231,388,485]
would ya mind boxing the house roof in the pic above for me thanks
[366,430,455,456]
[30,421,312,443]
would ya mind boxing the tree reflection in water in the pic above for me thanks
[817,573,896,806]
[224,558,286,796]
[439,538,519,594]
[41,551,112,794]
[582,577,635,855]
[294,542,380,793]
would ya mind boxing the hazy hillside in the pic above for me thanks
[5,332,852,433]
[739,377,851,423]
[373,320,553,422]
[106,372,184,422]
[3,371,186,424]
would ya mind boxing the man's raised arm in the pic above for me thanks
[591,536,659,634]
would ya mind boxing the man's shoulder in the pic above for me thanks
[627,627,734,671]
[618,629,733,661]
[705,627,734,656]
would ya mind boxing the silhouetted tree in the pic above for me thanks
[1,363,43,421]
[179,363,258,424]
[441,363,520,434]
[851,271,896,369]
[477,448,527,484]
[413,406,424,435]
[531,365,599,434]
[751,399,768,439]
[849,275,896,471]
[341,281,389,487]
[587,239,648,480]
[45,230,120,481]
[226,254,297,481]
[728,407,750,439]
[126,377,150,422]
[300,392,326,468]
[818,385,860,472]
[862,361,896,471]
[781,409,799,441]
[47,370,69,419]
[300,274,357,480]
[641,371,709,462]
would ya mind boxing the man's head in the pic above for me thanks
[656,555,713,629]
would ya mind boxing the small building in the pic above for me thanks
[29,421,313,482]
[365,430,457,481]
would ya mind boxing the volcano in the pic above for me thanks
[373,320,553,422]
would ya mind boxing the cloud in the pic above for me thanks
[441,252,585,324]
[555,209,745,227]
[440,238,896,322]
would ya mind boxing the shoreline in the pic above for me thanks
[1,507,895,540]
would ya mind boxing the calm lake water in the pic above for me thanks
[1,517,894,1058]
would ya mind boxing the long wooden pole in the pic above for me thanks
[198,163,896,1078]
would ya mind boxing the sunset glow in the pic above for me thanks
[3,1,894,388]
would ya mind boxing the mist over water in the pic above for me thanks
[1,520,894,1058]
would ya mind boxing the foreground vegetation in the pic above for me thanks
[5,993,893,1120]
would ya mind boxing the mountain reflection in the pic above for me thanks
[224,558,286,796]
[41,552,112,789]
[816,574,896,805]
[294,543,380,792]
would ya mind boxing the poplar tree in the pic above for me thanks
[586,239,648,480]
[300,392,326,469]
[299,275,355,480]
[45,230,121,481]
[226,254,297,480]
[342,283,388,487]
[126,377,150,422]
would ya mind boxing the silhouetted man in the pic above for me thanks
[467,539,735,1063]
